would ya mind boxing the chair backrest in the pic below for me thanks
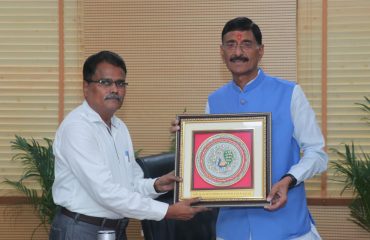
[136,152,175,203]
[137,152,175,178]
[136,153,218,240]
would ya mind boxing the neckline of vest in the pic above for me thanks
[231,69,265,93]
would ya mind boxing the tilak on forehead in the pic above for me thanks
[236,32,243,41]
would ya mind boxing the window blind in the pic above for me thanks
[298,0,370,197]
[0,0,82,196]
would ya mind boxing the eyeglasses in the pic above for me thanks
[222,41,258,52]
[87,79,128,88]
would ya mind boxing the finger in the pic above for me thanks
[264,201,272,210]
[264,204,274,211]
[170,126,179,133]
[184,197,202,205]
[264,198,280,211]
[160,171,177,180]
[192,206,210,213]
[170,119,180,133]
[264,194,286,211]
[171,119,179,126]
[166,171,182,181]
[163,174,181,183]
[173,176,182,182]
[266,188,277,202]
[265,201,281,211]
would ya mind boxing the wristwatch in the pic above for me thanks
[281,173,297,189]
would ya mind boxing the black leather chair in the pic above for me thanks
[136,153,218,240]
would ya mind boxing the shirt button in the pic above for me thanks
[240,99,247,105]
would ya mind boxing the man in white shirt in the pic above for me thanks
[50,51,207,240]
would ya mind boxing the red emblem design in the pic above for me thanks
[195,133,250,187]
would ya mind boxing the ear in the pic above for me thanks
[258,44,265,62]
[220,45,226,63]
[83,81,89,98]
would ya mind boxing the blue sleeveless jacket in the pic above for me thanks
[209,70,313,240]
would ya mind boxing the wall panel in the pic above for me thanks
[82,0,297,155]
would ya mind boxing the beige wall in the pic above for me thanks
[82,0,297,156]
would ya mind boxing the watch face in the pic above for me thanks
[195,133,250,187]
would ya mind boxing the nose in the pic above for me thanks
[234,44,244,54]
[110,83,119,93]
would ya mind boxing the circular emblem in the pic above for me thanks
[195,133,250,187]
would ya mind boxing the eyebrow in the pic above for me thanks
[100,78,126,81]
[225,39,253,44]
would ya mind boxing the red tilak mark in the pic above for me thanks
[237,33,242,41]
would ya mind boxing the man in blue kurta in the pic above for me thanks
[206,17,328,240]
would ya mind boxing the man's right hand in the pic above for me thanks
[170,119,180,133]
[165,198,208,220]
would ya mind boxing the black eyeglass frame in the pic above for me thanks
[87,78,128,88]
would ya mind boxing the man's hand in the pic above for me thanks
[264,176,292,211]
[170,119,180,133]
[154,171,181,193]
[165,198,209,220]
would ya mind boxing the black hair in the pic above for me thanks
[221,17,262,45]
[83,50,127,82]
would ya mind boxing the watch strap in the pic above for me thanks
[281,173,297,189]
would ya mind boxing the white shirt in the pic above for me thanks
[52,101,168,220]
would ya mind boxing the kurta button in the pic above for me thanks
[240,99,247,105]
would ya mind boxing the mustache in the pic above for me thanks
[230,55,249,62]
[104,93,123,101]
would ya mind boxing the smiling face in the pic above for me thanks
[221,30,264,84]
[83,61,126,124]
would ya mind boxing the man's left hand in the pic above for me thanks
[264,176,292,211]
[154,170,182,193]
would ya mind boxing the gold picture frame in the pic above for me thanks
[174,113,271,207]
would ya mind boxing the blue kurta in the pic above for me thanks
[209,69,313,240]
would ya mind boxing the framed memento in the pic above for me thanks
[174,113,271,207]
